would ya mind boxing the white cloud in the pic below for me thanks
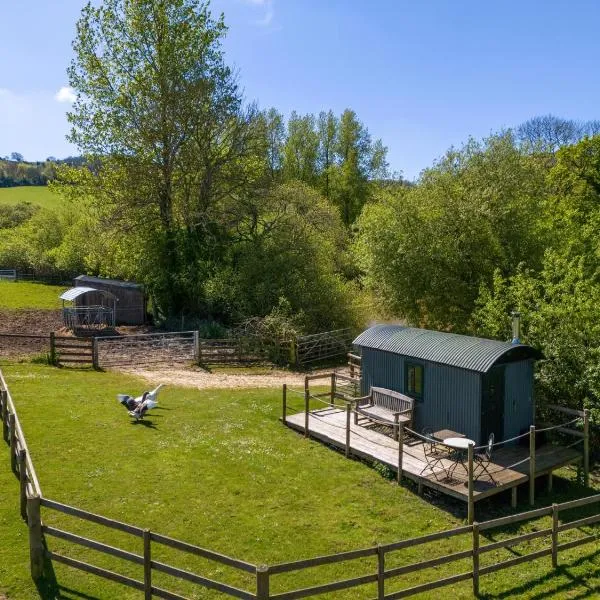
[55,86,76,103]
[241,0,276,28]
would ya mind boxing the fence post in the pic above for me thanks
[1,390,7,443]
[397,422,404,484]
[529,425,536,506]
[472,521,480,596]
[551,503,559,568]
[92,337,99,370]
[193,331,199,364]
[467,443,474,525]
[583,409,590,487]
[256,565,270,599]
[304,378,309,438]
[19,449,27,520]
[9,413,17,473]
[377,545,385,600]
[49,332,56,366]
[27,494,44,580]
[345,401,351,458]
[330,373,335,407]
[143,529,152,600]
[282,384,287,424]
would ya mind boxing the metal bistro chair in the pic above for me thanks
[474,433,496,484]
[420,427,449,481]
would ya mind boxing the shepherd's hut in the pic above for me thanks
[353,321,542,444]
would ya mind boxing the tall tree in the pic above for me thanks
[331,109,388,226]
[282,112,319,185]
[317,110,338,201]
[66,0,256,316]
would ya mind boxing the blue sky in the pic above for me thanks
[1,0,599,179]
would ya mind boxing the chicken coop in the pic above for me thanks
[72,275,146,326]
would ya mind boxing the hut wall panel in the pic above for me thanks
[503,359,534,440]
[360,348,481,442]
[420,364,481,443]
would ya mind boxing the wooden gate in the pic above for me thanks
[295,328,353,366]
[50,334,94,367]
[95,331,196,368]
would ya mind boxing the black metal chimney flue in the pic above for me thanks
[511,311,521,344]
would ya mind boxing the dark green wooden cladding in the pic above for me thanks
[356,326,538,444]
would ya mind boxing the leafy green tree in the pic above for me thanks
[317,110,338,201]
[355,133,548,331]
[282,112,319,185]
[66,0,257,317]
[205,182,362,331]
[330,109,388,226]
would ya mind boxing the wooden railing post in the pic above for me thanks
[9,413,17,473]
[92,337,99,369]
[19,449,27,520]
[529,425,536,506]
[27,495,44,580]
[330,373,335,407]
[551,503,559,568]
[467,443,474,525]
[397,422,404,484]
[345,401,351,458]
[472,521,480,596]
[282,384,287,423]
[583,409,590,487]
[143,529,152,600]
[304,378,309,438]
[377,545,385,599]
[256,565,270,599]
[49,331,56,366]
[2,390,8,443]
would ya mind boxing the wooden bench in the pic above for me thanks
[354,386,414,439]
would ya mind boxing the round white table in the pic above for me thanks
[443,438,476,480]
[444,437,475,449]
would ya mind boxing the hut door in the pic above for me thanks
[481,366,505,443]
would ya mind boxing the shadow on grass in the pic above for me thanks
[35,536,100,600]
[479,547,600,599]
[131,418,158,429]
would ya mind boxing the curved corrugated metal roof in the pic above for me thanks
[60,287,117,301]
[353,325,542,373]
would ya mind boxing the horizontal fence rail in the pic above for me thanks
[1,367,598,599]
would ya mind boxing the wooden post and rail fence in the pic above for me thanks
[1,366,598,599]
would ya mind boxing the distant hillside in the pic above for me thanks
[0,156,84,187]
[0,186,64,211]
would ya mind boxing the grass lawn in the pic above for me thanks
[0,362,599,599]
[0,281,67,310]
[0,186,64,211]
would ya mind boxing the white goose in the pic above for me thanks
[117,384,164,420]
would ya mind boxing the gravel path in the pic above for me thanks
[118,365,341,389]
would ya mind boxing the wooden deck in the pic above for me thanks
[285,408,583,506]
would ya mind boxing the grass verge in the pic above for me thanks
[0,282,67,310]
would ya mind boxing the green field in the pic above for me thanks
[0,363,598,599]
[0,186,64,211]
[0,281,67,310]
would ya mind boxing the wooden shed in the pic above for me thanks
[74,275,146,326]
[354,325,542,445]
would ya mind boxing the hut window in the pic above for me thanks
[406,362,424,401]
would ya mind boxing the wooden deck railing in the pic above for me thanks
[299,375,591,524]
[1,367,598,599]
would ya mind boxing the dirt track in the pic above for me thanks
[118,365,340,390]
